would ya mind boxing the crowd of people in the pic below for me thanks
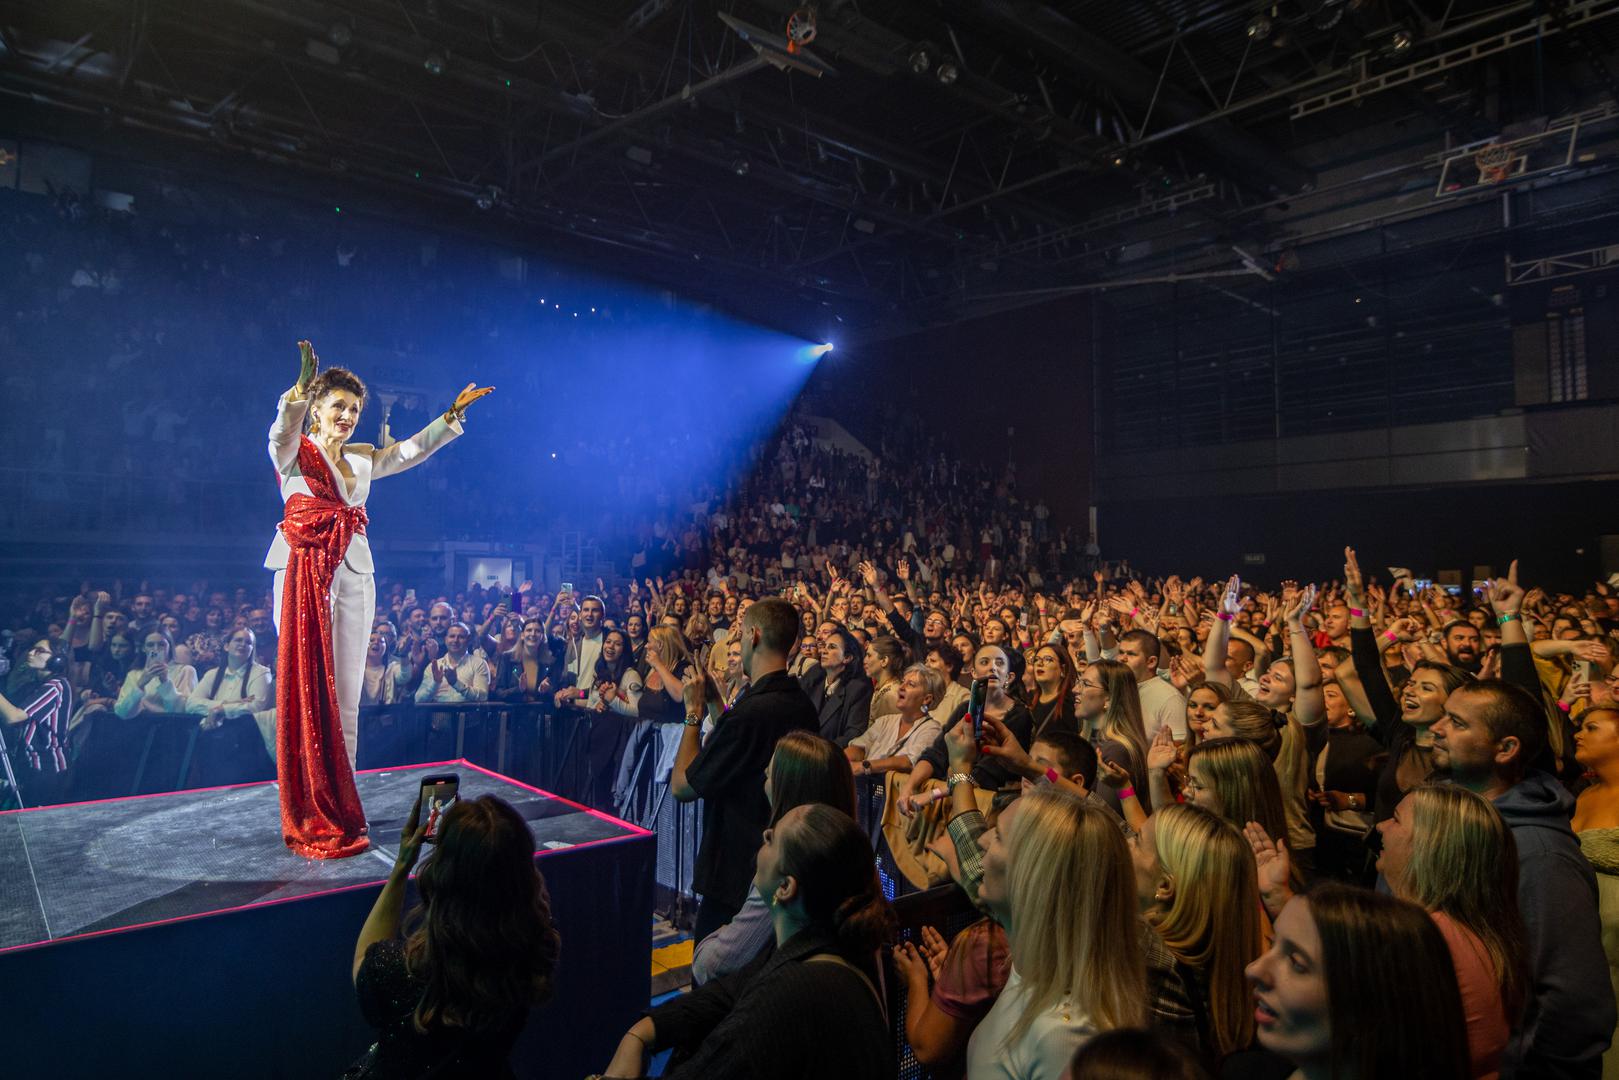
[9,174,1619,1080]
[10,527,1619,1077]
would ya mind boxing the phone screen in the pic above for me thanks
[419,774,459,843]
[968,679,988,743]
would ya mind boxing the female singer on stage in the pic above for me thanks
[266,340,491,858]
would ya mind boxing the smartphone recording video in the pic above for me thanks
[419,773,459,843]
[968,678,989,744]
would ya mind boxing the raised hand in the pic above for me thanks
[1562,669,1592,706]
[1219,574,1243,618]
[944,714,979,772]
[1282,584,1317,627]
[450,382,495,416]
[1343,547,1366,608]
[1385,616,1422,643]
[1486,559,1525,615]
[1573,640,1612,663]
[918,925,950,980]
[1146,725,1178,773]
[297,339,319,391]
[857,560,879,587]
[681,665,707,715]
[893,940,932,989]
[1166,652,1199,691]
[1243,821,1293,914]
[896,559,911,582]
[1097,758,1134,790]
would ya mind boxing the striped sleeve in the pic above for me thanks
[24,682,62,718]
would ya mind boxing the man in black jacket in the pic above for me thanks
[672,597,816,939]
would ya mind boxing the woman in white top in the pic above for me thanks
[965,784,1147,1080]
[186,628,273,726]
[184,627,276,784]
[589,629,645,717]
[846,664,944,779]
[115,629,197,718]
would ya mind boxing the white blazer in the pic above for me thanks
[263,388,463,574]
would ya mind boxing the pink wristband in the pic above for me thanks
[1383,630,1399,644]
[1348,607,1366,618]
[1216,612,1233,622]
[1118,786,1136,801]
[1129,607,1139,617]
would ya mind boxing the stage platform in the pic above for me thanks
[0,761,655,1079]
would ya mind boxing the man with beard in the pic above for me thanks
[1441,618,1482,673]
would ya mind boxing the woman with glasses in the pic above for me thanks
[0,638,74,807]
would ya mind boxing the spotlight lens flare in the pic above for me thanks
[798,342,835,363]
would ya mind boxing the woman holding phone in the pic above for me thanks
[267,340,491,858]
[350,789,560,1079]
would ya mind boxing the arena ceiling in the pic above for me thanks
[5,0,1619,339]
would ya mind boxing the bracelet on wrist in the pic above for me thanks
[1117,785,1136,801]
[1216,612,1233,622]
[1348,607,1366,618]
[1042,766,1062,786]
[1497,613,1521,626]
[1129,607,1139,617]
[1383,630,1399,644]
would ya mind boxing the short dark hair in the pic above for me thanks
[745,597,800,656]
[927,641,964,679]
[1456,679,1545,774]
[1033,730,1099,790]
[306,366,367,409]
[1119,628,1161,661]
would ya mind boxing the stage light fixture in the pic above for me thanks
[910,49,930,74]
[1392,28,1413,51]
[1246,14,1272,40]
[937,62,959,85]
[733,158,751,176]
[328,22,352,47]
[424,53,445,75]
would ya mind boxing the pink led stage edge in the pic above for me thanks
[0,758,651,956]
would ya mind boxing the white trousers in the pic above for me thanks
[273,563,376,769]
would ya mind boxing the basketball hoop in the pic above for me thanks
[785,7,817,53]
[1474,142,1516,185]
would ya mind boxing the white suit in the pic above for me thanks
[265,388,462,765]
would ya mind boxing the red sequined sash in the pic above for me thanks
[275,437,370,858]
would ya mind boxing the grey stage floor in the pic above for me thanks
[0,761,645,952]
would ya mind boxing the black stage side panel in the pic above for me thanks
[0,761,654,1080]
